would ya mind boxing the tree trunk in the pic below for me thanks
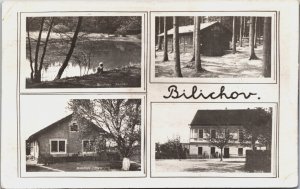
[254,17,258,48]
[27,25,34,80]
[243,17,246,37]
[195,16,202,72]
[263,17,271,77]
[157,17,162,50]
[220,148,223,161]
[249,17,258,60]
[38,17,54,79]
[251,137,257,151]
[190,17,196,62]
[54,17,83,80]
[257,17,261,45]
[33,17,45,82]
[173,17,183,77]
[122,157,131,171]
[162,17,169,61]
[232,16,236,54]
[239,17,243,47]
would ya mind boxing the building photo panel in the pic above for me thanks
[151,12,276,82]
[151,103,277,177]
[21,13,145,90]
[20,95,145,177]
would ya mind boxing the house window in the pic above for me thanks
[239,130,244,142]
[70,122,78,132]
[211,129,216,139]
[50,140,66,153]
[199,129,204,138]
[198,147,203,155]
[82,140,95,153]
[238,148,243,156]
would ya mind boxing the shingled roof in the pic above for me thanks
[190,109,262,126]
[157,21,231,37]
[27,113,105,142]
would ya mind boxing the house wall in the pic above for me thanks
[189,143,252,158]
[161,24,231,56]
[30,140,39,159]
[188,125,253,158]
[36,118,103,158]
[189,125,242,141]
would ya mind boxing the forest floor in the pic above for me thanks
[26,65,141,88]
[155,45,264,78]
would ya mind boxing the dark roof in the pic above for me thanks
[27,113,104,142]
[158,21,231,37]
[190,109,261,126]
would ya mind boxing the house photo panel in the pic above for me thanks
[150,11,278,84]
[150,102,277,178]
[19,94,146,177]
[19,11,147,93]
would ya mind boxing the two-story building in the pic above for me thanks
[188,109,263,159]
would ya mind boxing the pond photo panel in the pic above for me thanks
[25,16,143,89]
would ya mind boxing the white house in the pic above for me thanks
[188,109,267,159]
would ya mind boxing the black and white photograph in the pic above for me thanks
[151,103,276,177]
[1,0,299,188]
[21,95,145,177]
[151,13,276,82]
[22,14,144,89]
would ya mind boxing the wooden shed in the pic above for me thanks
[158,21,232,56]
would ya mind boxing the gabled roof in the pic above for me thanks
[190,109,260,126]
[27,113,105,142]
[157,21,230,37]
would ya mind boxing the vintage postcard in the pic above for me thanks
[1,0,299,188]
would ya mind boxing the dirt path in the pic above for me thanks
[155,158,246,173]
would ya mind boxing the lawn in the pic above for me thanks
[155,44,264,78]
[26,164,56,172]
[155,158,246,173]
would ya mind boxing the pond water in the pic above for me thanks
[26,40,141,81]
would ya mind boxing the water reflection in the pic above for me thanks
[26,40,141,81]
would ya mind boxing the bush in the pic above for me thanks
[245,150,271,172]
[155,142,188,159]
[52,24,70,33]
[115,25,128,37]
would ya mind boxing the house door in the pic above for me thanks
[210,147,215,157]
[198,147,203,155]
[224,148,230,158]
[238,148,243,156]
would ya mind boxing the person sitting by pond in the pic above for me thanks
[97,62,104,74]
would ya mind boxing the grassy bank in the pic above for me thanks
[26,66,141,88]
